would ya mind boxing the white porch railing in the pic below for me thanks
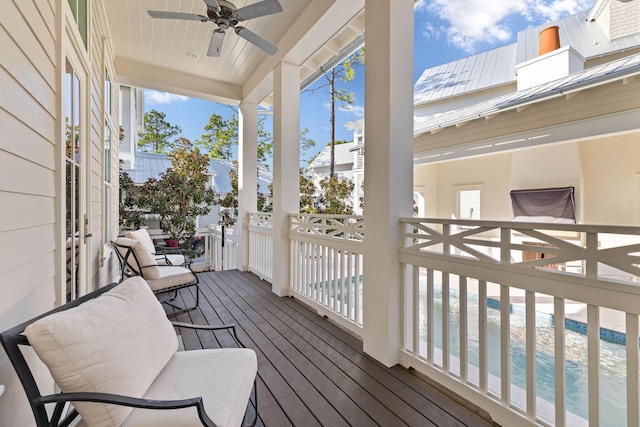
[207,225,238,271]
[248,213,273,281]
[289,214,364,335]
[399,218,640,427]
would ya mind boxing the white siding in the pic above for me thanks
[0,1,59,425]
[0,1,119,425]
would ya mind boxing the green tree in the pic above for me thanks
[215,162,271,226]
[197,113,275,162]
[300,174,316,213]
[316,177,354,215]
[305,47,364,177]
[118,169,144,231]
[137,138,215,255]
[137,109,181,153]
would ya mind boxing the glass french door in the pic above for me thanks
[64,55,89,302]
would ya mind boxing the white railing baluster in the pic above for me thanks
[427,268,434,364]
[459,275,468,382]
[442,272,450,373]
[413,266,420,357]
[526,290,536,420]
[501,285,510,405]
[588,304,600,427]
[627,313,639,427]
[554,296,566,427]
[479,279,488,394]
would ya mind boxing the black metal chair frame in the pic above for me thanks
[112,240,200,316]
[0,283,258,427]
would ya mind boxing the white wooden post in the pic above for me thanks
[362,0,414,367]
[237,101,258,271]
[272,61,300,296]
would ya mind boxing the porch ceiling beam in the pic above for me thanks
[115,58,242,105]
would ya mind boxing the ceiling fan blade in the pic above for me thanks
[147,10,209,22]
[235,0,283,21]
[202,0,221,12]
[234,26,278,55]
[207,29,226,57]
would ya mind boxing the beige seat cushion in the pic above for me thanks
[24,277,178,427]
[115,237,161,280]
[146,266,196,292]
[121,348,257,427]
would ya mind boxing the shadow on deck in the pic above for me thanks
[167,269,497,427]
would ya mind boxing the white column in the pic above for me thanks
[237,101,258,271]
[272,61,300,296]
[362,0,415,367]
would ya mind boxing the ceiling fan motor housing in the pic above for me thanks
[207,0,239,28]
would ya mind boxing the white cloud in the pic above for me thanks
[339,104,365,118]
[145,90,189,105]
[420,0,594,52]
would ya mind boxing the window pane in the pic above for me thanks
[459,190,480,219]
[65,59,73,159]
[104,121,111,182]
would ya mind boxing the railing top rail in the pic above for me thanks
[401,217,640,235]
[290,213,364,220]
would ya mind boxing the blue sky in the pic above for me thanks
[143,0,595,166]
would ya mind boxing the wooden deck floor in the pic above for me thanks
[168,269,497,427]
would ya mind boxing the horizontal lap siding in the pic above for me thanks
[0,1,59,426]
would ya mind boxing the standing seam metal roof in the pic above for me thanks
[123,152,272,195]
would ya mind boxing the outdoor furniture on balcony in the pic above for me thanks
[0,277,258,427]
[112,237,200,315]
[124,228,186,266]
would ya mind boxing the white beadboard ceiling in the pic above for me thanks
[104,0,366,106]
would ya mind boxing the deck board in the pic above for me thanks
[162,270,497,427]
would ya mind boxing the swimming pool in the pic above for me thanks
[422,284,628,426]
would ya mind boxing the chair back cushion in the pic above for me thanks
[114,237,161,280]
[124,228,156,255]
[24,277,178,427]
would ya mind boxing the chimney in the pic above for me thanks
[538,26,560,55]
[516,26,585,91]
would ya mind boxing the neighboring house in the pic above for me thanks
[342,1,640,227]
[123,151,273,228]
[306,140,362,214]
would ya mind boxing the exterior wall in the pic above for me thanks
[0,1,59,424]
[610,0,640,40]
[0,1,119,425]
[413,133,640,228]
[580,132,640,225]
[414,153,513,221]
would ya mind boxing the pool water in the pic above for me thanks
[422,284,628,426]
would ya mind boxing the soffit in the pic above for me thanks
[103,0,366,105]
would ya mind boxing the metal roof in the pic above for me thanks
[414,43,518,105]
[123,152,272,195]
[517,11,640,64]
[413,52,640,135]
[307,142,356,169]
[413,9,640,106]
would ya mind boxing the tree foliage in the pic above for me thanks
[118,169,144,231]
[137,138,215,252]
[299,174,316,213]
[137,109,181,153]
[197,113,275,162]
[215,162,270,227]
[316,177,354,215]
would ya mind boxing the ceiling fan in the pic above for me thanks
[147,0,282,57]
